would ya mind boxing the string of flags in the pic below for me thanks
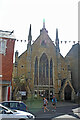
[15,39,80,44]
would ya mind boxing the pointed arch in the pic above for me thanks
[64,85,72,100]
[39,53,49,85]
[60,79,75,101]
[50,58,53,85]
[34,57,38,85]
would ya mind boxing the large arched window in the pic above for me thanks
[39,53,49,85]
[34,57,38,85]
[50,58,53,85]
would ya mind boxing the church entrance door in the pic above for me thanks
[64,85,72,101]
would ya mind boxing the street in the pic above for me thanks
[34,101,80,120]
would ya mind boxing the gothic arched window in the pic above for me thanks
[50,58,53,85]
[39,53,49,85]
[34,57,38,85]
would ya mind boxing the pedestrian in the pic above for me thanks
[43,97,49,112]
[51,96,57,111]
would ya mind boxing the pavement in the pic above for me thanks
[72,107,80,118]
[33,101,80,120]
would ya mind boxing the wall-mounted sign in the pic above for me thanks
[19,91,26,96]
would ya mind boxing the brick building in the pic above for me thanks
[0,30,15,102]
[13,22,76,101]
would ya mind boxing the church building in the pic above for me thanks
[13,21,76,101]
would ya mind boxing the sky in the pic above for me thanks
[0,0,79,58]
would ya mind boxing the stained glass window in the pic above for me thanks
[50,58,53,85]
[34,57,38,85]
[39,53,49,85]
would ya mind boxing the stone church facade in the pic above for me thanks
[13,22,77,101]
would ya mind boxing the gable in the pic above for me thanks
[61,79,75,93]
[32,29,56,52]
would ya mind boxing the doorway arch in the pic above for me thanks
[64,85,72,100]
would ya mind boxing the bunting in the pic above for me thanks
[15,39,79,44]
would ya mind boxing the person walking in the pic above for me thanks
[51,96,57,111]
[43,97,49,112]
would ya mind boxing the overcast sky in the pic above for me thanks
[0,0,79,58]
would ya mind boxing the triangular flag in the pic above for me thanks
[65,41,67,44]
[61,41,62,43]
[69,41,71,43]
[73,41,75,44]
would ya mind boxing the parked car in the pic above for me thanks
[0,104,35,120]
[1,101,27,112]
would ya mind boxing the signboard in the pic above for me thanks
[19,91,26,96]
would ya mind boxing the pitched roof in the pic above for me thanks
[0,30,16,39]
